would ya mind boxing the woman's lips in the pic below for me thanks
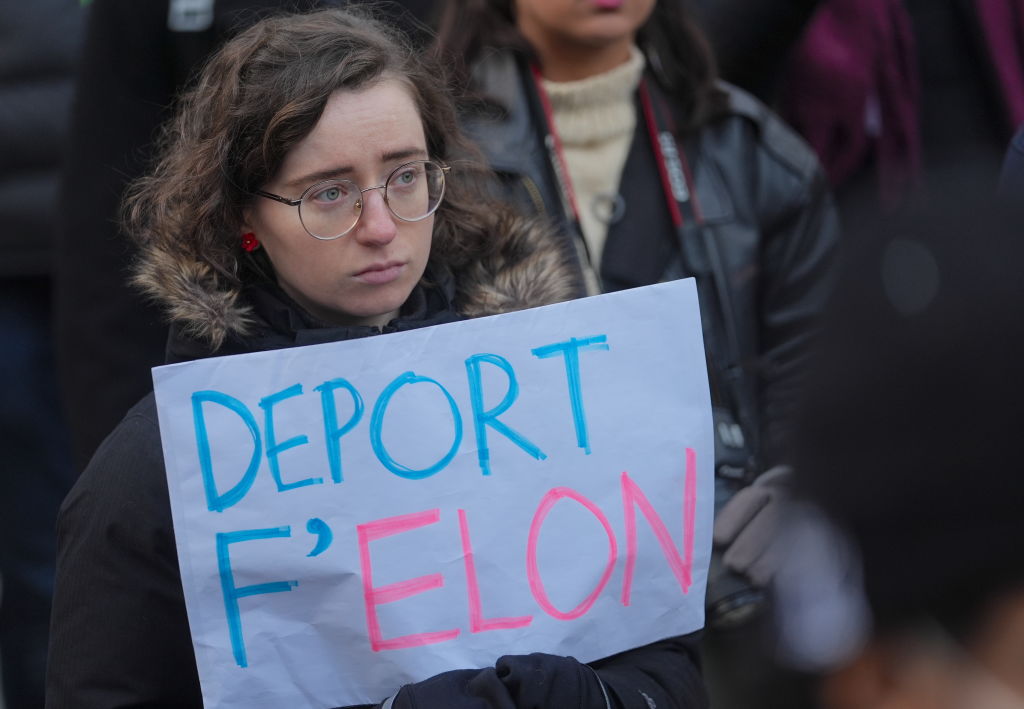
[354,261,405,285]
[591,0,624,9]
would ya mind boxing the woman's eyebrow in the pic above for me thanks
[380,147,428,164]
[284,147,429,189]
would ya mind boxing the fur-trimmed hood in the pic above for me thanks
[447,210,581,319]
[132,211,582,353]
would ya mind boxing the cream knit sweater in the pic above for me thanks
[542,47,645,289]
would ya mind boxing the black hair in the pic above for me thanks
[433,0,726,132]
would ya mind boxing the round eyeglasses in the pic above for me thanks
[253,160,450,240]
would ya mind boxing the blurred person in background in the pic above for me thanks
[773,187,1024,708]
[0,2,83,707]
[54,0,435,475]
[433,1,839,706]
[778,0,1024,211]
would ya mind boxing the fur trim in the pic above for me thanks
[132,214,579,346]
[455,212,580,317]
[131,245,253,351]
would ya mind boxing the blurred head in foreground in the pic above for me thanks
[782,187,1024,709]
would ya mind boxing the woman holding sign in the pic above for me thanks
[47,8,707,709]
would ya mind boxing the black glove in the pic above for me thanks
[378,633,707,709]
[379,655,611,709]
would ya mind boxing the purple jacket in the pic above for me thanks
[781,0,1024,201]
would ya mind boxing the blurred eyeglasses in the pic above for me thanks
[254,160,450,240]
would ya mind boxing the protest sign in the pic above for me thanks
[153,278,714,708]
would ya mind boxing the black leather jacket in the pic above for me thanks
[461,52,839,470]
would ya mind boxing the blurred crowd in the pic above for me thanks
[2,1,1023,708]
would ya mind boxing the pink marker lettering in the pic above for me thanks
[458,509,533,633]
[357,509,461,651]
[526,487,618,621]
[620,447,697,606]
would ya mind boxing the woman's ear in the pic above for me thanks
[240,208,255,240]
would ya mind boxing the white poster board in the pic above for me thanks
[153,278,714,708]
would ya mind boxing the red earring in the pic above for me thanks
[241,232,260,252]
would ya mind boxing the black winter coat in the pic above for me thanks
[47,217,707,709]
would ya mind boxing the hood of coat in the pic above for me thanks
[132,209,581,354]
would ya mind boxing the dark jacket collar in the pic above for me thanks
[165,270,460,364]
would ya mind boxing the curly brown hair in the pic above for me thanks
[124,6,504,347]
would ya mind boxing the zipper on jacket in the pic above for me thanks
[518,174,549,221]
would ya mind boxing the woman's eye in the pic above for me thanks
[394,169,418,186]
[313,185,348,203]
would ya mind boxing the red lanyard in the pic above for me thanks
[528,63,703,235]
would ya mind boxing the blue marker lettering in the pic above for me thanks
[315,378,364,484]
[192,390,261,512]
[216,527,298,668]
[465,353,547,476]
[370,371,463,479]
[531,335,610,454]
[306,517,333,557]
[259,383,321,492]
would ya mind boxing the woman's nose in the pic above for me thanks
[352,188,397,246]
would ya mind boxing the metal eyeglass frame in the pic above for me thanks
[252,159,450,241]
